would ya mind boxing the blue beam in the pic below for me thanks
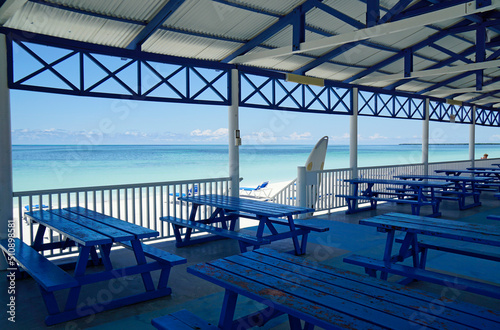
[126,0,184,50]
[447,75,500,99]
[379,0,414,24]
[476,25,486,90]
[344,20,474,83]
[221,0,322,63]
[366,0,380,27]
[293,42,362,74]
[404,49,412,77]
[315,2,364,29]
[429,43,473,64]
[293,8,306,51]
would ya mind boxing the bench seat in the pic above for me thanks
[227,211,329,232]
[152,309,218,330]
[487,214,500,221]
[118,241,186,266]
[335,194,432,205]
[0,238,78,292]
[160,216,270,246]
[394,237,500,262]
[343,254,500,299]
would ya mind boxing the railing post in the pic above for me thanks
[469,106,476,168]
[297,166,306,218]
[422,98,429,176]
[349,88,358,210]
[0,34,13,270]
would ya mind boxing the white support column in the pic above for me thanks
[350,88,358,180]
[469,106,476,167]
[422,98,430,175]
[0,33,13,269]
[228,69,240,197]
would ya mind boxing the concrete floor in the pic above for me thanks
[2,191,500,329]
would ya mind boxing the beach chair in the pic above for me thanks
[239,181,271,197]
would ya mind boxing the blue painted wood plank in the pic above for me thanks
[254,248,500,324]
[344,254,500,300]
[25,210,112,246]
[381,213,500,236]
[361,214,500,246]
[0,238,78,291]
[227,252,498,329]
[160,216,270,245]
[396,174,493,182]
[188,263,386,330]
[118,241,186,266]
[49,209,135,242]
[66,207,158,239]
[345,178,451,187]
[178,194,314,217]
[152,309,218,330]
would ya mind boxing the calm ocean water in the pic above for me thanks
[12,144,499,191]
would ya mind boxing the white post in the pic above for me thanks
[350,87,358,180]
[297,166,306,218]
[469,106,476,167]
[0,33,13,269]
[422,98,430,175]
[228,69,240,198]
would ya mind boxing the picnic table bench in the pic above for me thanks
[152,248,500,329]
[336,178,451,217]
[160,195,327,255]
[344,212,500,299]
[1,207,186,325]
[395,174,490,209]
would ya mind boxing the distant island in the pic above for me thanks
[400,143,500,145]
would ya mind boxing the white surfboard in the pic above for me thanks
[305,136,328,211]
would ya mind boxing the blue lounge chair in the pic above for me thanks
[24,204,49,211]
[240,181,271,197]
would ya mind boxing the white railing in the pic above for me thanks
[12,177,231,256]
[271,158,498,213]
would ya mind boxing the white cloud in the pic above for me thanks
[369,133,388,140]
[490,135,500,141]
[287,132,312,141]
[190,128,228,141]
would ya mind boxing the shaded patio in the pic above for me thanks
[2,1,500,329]
[2,189,499,329]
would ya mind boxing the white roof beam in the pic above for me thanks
[230,0,500,64]
[424,85,500,97]
[355,59,500,84]
[0,0,28,25]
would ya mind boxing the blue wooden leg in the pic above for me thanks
[39,286,60,315]
[381,230,395,281]
[131,239,155,292]
[218,289,238,329]
[99,243,113,271]
[288,315,303,330]
[157,266,172,291]
[65,245,92,311]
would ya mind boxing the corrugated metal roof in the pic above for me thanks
[1,0,500,105]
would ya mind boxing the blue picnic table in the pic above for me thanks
[0,207,186,325]
[436,168,500,179]
[159,248,500,329]
[395,174,492,209]
[344,212,500,299]
[160,194,327,255]
[337,178,452,217]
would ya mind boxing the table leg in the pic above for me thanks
[65,245,92,311]
[99,243,113,271]
[381,230,395,281]
[286,215,302,255]
[131,239,155,292]
[219,289,238,329]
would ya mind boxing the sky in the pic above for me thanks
[10,89,500,146]
[9,41,500,145]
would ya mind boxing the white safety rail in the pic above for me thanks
[272,158,497,213]
[12,177,231,257]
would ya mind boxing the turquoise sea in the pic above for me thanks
[12,144,499,191]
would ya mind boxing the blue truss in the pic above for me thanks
[2,28,499,128]
[6,35,231,106]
